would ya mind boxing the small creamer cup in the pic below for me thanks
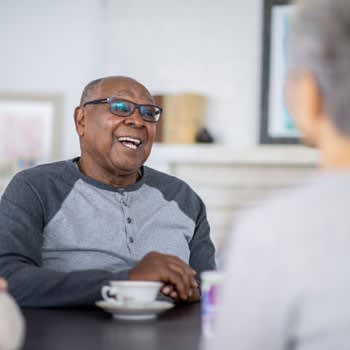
[201,271,223,337]
[101,281,162,306]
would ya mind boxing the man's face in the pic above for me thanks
[77,78,157,175]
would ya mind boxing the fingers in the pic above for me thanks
[161,268,190,300]
[168,263,194,298]
[171,290,178,299]
[161,284,173,295]
[166,255,198,289]
[161,285,179,301]
[171,287,200,303]
[158,255,198,300]
[161,272,193,301]
[167,255,197,277]
[162,285,180,301]
[163,267,198,301]
[163,285,199,303]
[129,252,198,302]
[188,287,200,302]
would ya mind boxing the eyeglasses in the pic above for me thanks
[83,97,162,123]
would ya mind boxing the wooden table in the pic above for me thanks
[22,303,202,350]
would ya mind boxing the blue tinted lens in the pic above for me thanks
[140,106,160,121]
[110,100,132,115]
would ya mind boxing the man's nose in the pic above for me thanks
[124,108,145,128]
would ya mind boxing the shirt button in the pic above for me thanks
[127,217,132,224]
[129,237,134,243]
[122,201,128,207]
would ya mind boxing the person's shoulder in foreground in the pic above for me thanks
[0,75,216,307]
[204,0,350,349]
[206,171,350,349]
[205,172,350,350]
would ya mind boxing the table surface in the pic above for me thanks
[22,303,202,350]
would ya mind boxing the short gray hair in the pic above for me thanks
[288,0,350,135]
[79,78,105,106]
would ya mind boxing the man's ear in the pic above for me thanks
[302,73,324,123]
[74,106,86,137]
[285,70,325,147]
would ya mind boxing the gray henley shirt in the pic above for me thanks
[0,158,216,307]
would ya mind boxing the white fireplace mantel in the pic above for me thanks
[146,144,320,172]
[146,144,319,247]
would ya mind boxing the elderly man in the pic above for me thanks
[0,76,215,307]
[204,0,350,349]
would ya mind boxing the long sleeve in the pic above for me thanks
[189,197,216,278]
[0,175,129,307]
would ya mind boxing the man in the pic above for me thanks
[205,0,350,349]
[0,76,215,307]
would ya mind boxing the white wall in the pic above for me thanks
[0,0,262,159]
[103,0,262,147]
[0,0,104,158]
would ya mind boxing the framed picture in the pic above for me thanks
[0,93,63,177]
[260,0,299,144]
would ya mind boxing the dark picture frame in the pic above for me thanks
[260,0,299,144]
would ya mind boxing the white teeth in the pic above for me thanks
[123,143,137,150]
[118,136,141,150]
[117,136,141,145]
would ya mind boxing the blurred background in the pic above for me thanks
[0,0,319,247]
[0,0,261,155]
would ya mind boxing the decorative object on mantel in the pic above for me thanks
[195,127,214,143]
[0,93,63,177]
[153,94,164,143]
[152,93,207,144]
[260,0,299,144]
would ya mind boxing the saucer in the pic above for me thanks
[95,300,174,320]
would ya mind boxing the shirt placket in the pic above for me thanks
[120,192,135,255]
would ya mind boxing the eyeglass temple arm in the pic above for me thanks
[83,98,108,107]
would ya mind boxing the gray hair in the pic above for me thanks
[79,78,105,106]
[288,0,350,136]
[79,76,150,106]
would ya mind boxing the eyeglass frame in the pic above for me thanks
[82,97,162,123]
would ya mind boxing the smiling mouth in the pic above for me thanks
[117,136,142,150]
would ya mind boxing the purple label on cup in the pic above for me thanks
[201,271,223,337]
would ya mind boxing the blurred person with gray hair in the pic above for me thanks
[204,0,350,349]
[0,278,25,350]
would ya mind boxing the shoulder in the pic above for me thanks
[13,159,77,186]
[235,180,314,233]
[3,159,78,201]
[143,165,199,197]
[230,172,344,253]
[1,159,82,222]
[143,165,206,219]
[222,172,350,295]
[246,172,346,226]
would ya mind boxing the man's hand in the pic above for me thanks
[128,252,198,301]
[161,284,200,303]
[0,278,8,293]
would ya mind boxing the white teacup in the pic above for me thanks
[101,281,162,305]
